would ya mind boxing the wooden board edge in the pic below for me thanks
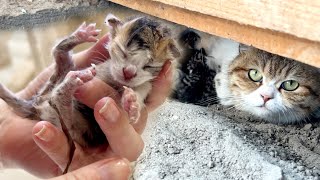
[109,0,320,68]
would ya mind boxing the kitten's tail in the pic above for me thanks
[0,84,36,118]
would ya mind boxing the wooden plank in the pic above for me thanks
[109,0,320,68]
[152,0,320,42]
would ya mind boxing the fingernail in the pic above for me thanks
[34,125,54,142]
[99,99,120,123]
[98,159,130,180]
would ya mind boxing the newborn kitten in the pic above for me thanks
[215,48,320,123]
[0,14,180,172]
[172,29,217,106]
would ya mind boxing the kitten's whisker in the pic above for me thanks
[196,97,220,106]
[91,50,109,60]
[90,59,104,65]
[91,57,107,63]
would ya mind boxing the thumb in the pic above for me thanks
[50,158,131,180]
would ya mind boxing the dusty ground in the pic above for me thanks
[0,1,319,179]
[135,101,320,180]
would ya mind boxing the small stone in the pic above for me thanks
[21,8,27,14]
[207,161,215,168]
[303,124,312,130]
[278,160,285,165]
[269,151,275,157]
[297,166,305,171]
[305,169,312,176]
[167,147,175,154]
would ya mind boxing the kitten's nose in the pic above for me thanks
[123,66,137,80]
[261,94,272,103]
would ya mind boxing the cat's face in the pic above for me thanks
[104,14,180,87]
[228,49,320,123]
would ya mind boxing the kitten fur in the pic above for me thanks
[0,14,180,149]
[215,48,320,123]
[172,29,239,106]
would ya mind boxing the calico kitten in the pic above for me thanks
[172,29,239,106]
[215,48,320,123]
[0,14,180,172]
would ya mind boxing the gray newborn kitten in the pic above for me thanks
[0,14,180,172]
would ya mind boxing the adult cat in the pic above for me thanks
[215,48,320,123]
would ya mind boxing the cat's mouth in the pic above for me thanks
[255,105,271,112]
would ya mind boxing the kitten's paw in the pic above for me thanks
[73,22,101,43]
[121,86,141,123]
[65,68,95,88]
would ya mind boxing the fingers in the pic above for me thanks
[74,78,120,109]
[0,114,60,178]
[145,60,173,112]
[50,158,130,180]
[94,97,144,161]
[73,34,111,69]
[32,121,70,171]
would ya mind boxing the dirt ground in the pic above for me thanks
[0,0,319,179]
[135,101,320,179]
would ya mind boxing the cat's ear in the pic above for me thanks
[239,44,251,54]
[105,14,123,37]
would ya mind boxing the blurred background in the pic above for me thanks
[0,6,144,92]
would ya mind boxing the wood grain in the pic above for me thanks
[152,0,320,42]
[109,0,320,68]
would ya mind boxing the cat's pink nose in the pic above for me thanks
[123,66,136,80]
[261,94,272,103]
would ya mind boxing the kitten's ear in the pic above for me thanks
[105,14,123,37]
[157,25,172,38]
[168,40,181,58]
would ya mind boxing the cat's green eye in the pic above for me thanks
[248,69,263,82]
[281,80,299,91]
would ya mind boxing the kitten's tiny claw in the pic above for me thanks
[91,63,96,69]
[73,22,100,43]
[75,77,83,86]
[121,87,140,123]
[87,23,97,31]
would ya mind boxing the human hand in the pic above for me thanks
[0,33,173,178]
[49,157,131,180]
[31,32,173,173]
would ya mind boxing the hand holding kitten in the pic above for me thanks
[0,33,173,178]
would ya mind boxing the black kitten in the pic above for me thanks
[172,29,218,106]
